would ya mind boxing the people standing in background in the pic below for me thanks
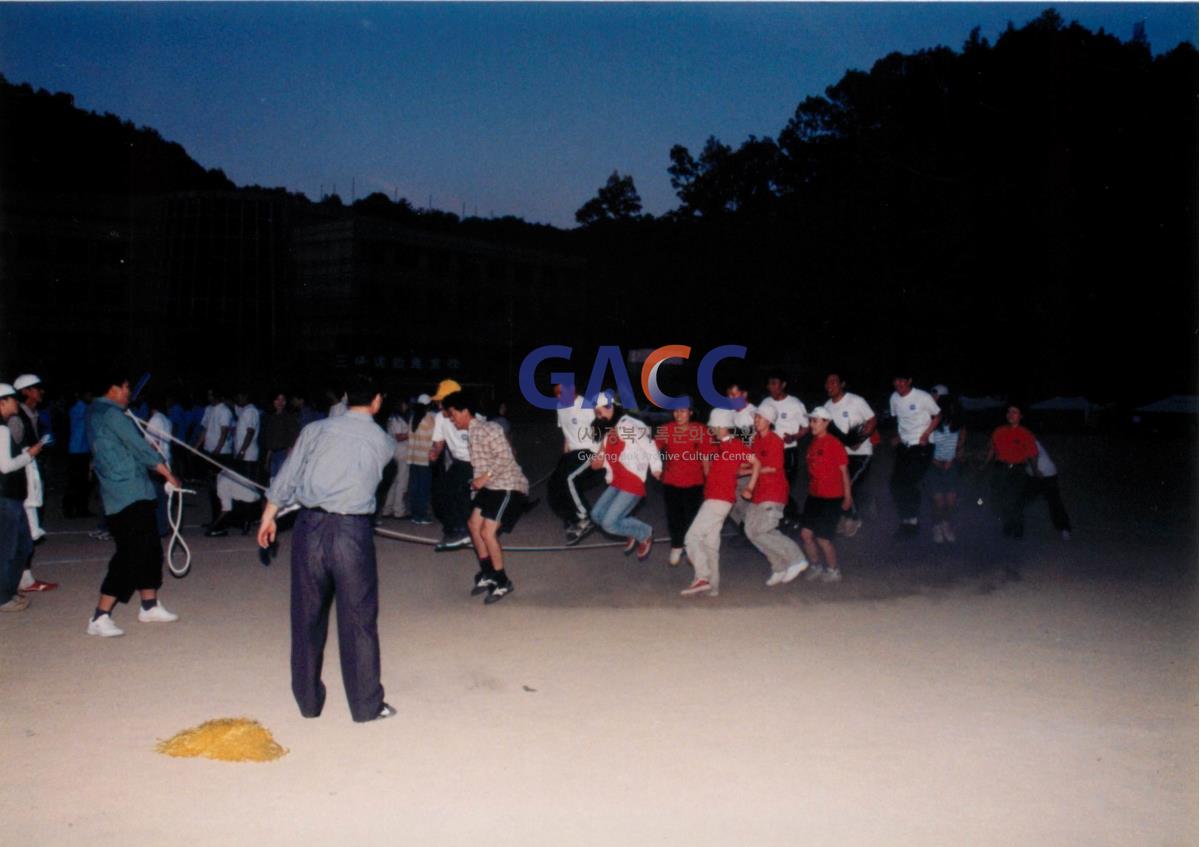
[260,391,301,482]
[143,392,173,538]
[195,388,234,527]
[63,389,95,518]
[985,403,1039,539]
[1024,439,1073,541]
[1,382,44,612]
[10,374,56,592]
[888,370,941,540]
[378,397,411,520]
[232,389,260,485]
[926,386,966,544]
[823,372,877,537]
[654,398,709,567]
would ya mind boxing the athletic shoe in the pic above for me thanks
[942,523,957,543]
[470,572,497,596]
[410,518,433,526]
[372,703,397,721]
[0,594,31,612]
[484,578,514,604]
[622,537,638,556]
[21,580,58,592]
[1060,530,1072,541]
[842,517,862,538]
[566,518,594,546]
[86,614,125,637]
[680,579,711,597]
[636,537,654,561]
[668,547,683,566]
[765,570,787,587]
[932,522,945,544]
[434,535,472,552]
[138,603,179,623]
[782,560,808,583]
[819,568,843,584]
[804,564,826,581]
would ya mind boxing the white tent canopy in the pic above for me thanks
[1135,395,1199,415]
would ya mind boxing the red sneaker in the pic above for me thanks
[622,537,637,555]
[22,580,58,592]
[636,537,653,561]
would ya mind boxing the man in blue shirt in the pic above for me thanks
[85,372,182,638]
[258,374,396,723]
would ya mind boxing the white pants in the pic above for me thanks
[685,499,733,591]
[382,459,411,517]
[744,502,805,573]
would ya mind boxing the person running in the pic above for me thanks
[548,383,606,545]
[443,391,529,604]
[258,374,396,723]
[985,403,1039,538]
[85,372,183,637]
[888,370,941,539]
[654,398,710,566]
[589,391,661,561]
[745,405,809,586]
[801,407,853,583]
[681,408,760,598]
[822,372,877,537]
[927,387,966,543]
[757,371,809,525]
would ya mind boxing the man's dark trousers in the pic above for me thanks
[290,509,384,722]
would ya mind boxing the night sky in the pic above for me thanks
[1,2,1195,227]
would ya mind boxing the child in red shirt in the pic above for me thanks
[681,408,759,598]
[801,407,852,583]
[985,404,1039,538]
[654,400,710,566]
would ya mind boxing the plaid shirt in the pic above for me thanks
[467,418,528,494]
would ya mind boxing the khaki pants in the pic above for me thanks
[744,501,805,573]
[685,499,733,591]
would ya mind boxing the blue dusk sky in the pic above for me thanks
[0,3,1195,227]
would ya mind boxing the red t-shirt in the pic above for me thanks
[752,431,789,505]
[992,425,1038,464]
[655,421,710,489]
[807,434,848,499]
[704,436,752,503]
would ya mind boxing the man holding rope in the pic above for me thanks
[257,374,397,723]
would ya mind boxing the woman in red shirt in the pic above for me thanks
[800,407,853,583]
[985,404,1039,538]
[654,399,710,566]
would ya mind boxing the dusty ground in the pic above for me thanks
[2,430,1195,846]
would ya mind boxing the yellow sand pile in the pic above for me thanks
[156,718,287,762]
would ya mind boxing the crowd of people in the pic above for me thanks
[0,366,1075,723]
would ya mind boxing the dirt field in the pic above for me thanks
[2,430,1196,846]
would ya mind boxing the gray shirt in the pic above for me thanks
[266,410,393,515]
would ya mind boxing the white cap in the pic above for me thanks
[755,405,778,424]
[810,406,834,421]
[416,393,432,405]
[932,384,949,397]
[13,374,41,391]
[708,408,736,429]
[0,383,15,399]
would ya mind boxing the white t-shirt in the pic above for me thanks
[200,403,234,454]
[145,411,172,464]
[731,399,757,433]
[824,393,876,457]
[1028,440,1057,477]
[889,388,941,447]
[234,404,260,461]
[387,415,411,462]
[557,396,599,453]
[432,410,480,462]
[759,395,808,445]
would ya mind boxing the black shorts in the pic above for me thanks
[801,496,845,540]
[473,489,526,533]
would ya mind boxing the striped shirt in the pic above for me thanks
[407,413,435,466]
[467,418,528,494]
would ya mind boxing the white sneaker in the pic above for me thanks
[765,570,787,587]
[138,603,179,623]
[804,564,825,581]
[87,614,125,637]
[669,548,683,566]
[819,568,842,584]
[782,560,808,583]
[932,522,945,544]
[942,523,956,543]
[842,517,862,538]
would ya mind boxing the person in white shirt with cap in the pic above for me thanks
[10,373,56,592]
[1,382,45,611]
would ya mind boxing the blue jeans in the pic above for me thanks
[407,465,432,521]
[0,498,33,603]
[590,486,651,542]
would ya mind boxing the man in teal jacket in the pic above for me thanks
[85,372,182,637]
